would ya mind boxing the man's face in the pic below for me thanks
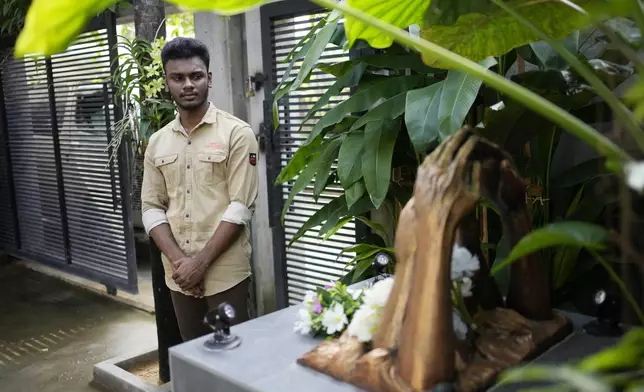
[164,57,211,110]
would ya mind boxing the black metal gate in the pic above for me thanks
[0,13,138,293]
[261,1,359,308]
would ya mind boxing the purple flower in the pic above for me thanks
[324,280,337,290]
[312,296,323,314]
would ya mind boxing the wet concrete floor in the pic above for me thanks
[0,262,156,392]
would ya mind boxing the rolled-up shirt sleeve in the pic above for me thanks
[221,126,259,226]
[141,149,170,234]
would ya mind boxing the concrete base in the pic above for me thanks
[92,349,171,392]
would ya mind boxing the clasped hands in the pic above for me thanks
[172,255,210,298]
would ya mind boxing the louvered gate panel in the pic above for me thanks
[0,78,17,249]
[2,56,67,262]
[50,28,134,286]
[269,10,355,305]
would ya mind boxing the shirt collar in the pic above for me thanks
[171,102,217,135]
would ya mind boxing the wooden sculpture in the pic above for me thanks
[297,128,573,392]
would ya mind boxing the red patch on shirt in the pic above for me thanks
[249,153,257,166]
[206,142,224,150]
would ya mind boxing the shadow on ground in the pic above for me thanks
[0,262,156,392]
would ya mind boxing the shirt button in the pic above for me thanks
[187,164,191,169]
[188,140,192,145]
[185,214,190,218]
[186,189,190,194]
[185,240,190,244]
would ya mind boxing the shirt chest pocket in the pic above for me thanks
[154,153,179,189]
[197,151,227,186]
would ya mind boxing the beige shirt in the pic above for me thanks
[141,103,259,296]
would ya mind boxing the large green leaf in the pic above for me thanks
[350,91,409,131]
[420,0,599,68]
[405,57,494,151]
[275,136,324,184]
[291,19,340,92]
[345,0,431,49]
[289,194,374,245]
[15,0,118,56]
[306,75,428,144]
[301,63,367,128]
[313,138,344,198]
[491,221,610,275]
[280,151,324,223]
[337,131,365,187]
[437,57,496,139]
[15,0,270,56]
[362,119,400,208]
[345,180,366,209]
[405,82,444,154]
[530,31,581,70]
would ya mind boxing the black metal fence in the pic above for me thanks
[0,12,138,293]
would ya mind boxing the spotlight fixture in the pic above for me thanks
[203,302,242,351]
[582,288,623,337]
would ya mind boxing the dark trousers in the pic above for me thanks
[170,278,250,342]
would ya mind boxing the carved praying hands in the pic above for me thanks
[298,128,571,392]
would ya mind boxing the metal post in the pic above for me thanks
[102,82,119,210]
[0,71,21,250]
[45,58,71,264]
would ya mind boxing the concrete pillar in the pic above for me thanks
[194,10,276,316]
[195,13,247,119]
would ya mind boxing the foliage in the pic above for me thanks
[499,328,644,391]
[0,0,29,37]
[293,281,365,338]
[107,36,176,163]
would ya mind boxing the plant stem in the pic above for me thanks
[493,0,644,154]
[588,249,644,325]
[310,0,630,163]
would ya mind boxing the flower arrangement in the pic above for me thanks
[294,244,481,342]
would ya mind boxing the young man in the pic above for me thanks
[141,37,259,341]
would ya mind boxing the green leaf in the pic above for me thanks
[491,221,610,276]
[289,194,373,246]
[15,0,118,56]
[345,0,431,49]
[355,216,390,245]
[301,63,366,128]
[281,153,323,223]
[530,31,581,70]
[362,119,400,208]
[291,20,340,91]
[319,54,438,76]
[437,57,496,139]
[337,131,364,187]
[345,180,366,209]
[350,91,409,131]
[313,138,343,198]
[276,136,324,184]
[551,157,605,188]
[405,81,444,154]
[352,258,374,283]
[307,75,428,144]
[420,0,599,69]
[321,216,353,240]
[164,0,266,15]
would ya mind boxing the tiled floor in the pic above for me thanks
[0,262,156,392]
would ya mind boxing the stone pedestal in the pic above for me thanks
[169,305,621,392]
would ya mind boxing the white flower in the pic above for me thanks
[453,311,468,340]
[348,288,363,301]
[363,278,395,308]
[294,308,313,335]
[625,161,644,193]
[348,305,381,342]
[302,290,316,311]
[451,245,480,280]
[460,277,473,297]
[321,302,348,335]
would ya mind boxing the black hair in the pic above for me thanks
[161,37,210,70]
